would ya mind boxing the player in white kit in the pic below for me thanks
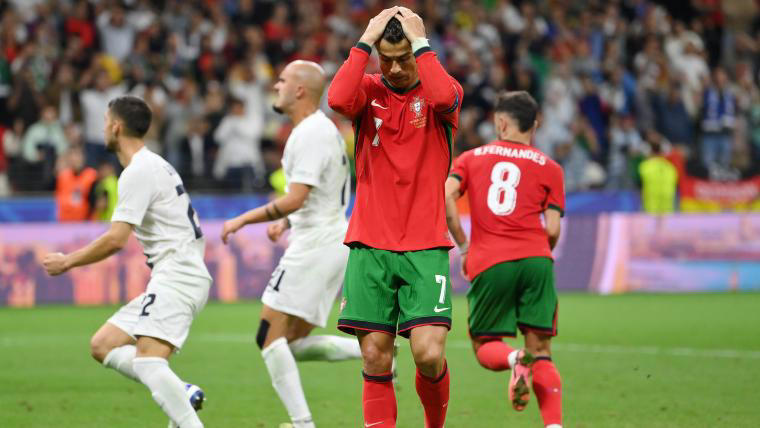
[42,96,210,428]
[221,60,361,428]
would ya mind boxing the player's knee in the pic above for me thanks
[360,342,393,373]
[89,335,111,363]
[256,319,271,349]
[411,343,444,372]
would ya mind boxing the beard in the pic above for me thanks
[272,103,284,114]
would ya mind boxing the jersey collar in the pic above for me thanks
[381,76,421,94]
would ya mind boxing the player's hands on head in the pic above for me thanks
[266,219,288,242]
[221,218,243,245]
[396,7,426,41]
[359,6,400,45]
[42,252,69,276]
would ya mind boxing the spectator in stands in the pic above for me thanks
[0,124,10,196]
[700,67,736,171]
[79,69,125,166]
[96,4,136,62]
[608,115,645,190]
[213,97,264,191]
[654,81,694,147]
[639,139,678,215]
[178,116,215,189]
[55,147,97,222]
[21,105,68,191]
[91,161,118,222]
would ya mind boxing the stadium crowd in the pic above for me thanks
[0,0,759,206]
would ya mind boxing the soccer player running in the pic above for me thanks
[445,91,564,428]
[221,60,360,428]
[328,6,463,428]
[42,96,211,428]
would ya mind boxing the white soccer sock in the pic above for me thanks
[288,335,361,362]
[103,345,139,382]
[132,357,203,428]
[262,337,315,427]
[546,425,563,428]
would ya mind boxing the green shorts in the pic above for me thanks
[337,245,452,338]
[468,257,558,339]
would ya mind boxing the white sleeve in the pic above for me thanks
[111,164,154,226]
[288,133,329,188]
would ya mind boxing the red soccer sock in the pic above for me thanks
[415,360,450,428]
[475,340,515,371]
[532,357,562,427]
[363,371,397,427]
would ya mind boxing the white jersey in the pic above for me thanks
[282,110,350,241]
[111,147,211,283]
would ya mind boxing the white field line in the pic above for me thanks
[3,334,760,360]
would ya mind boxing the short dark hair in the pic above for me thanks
[108,95,152,138]
[494,91,538,132]
[381,17,406,44]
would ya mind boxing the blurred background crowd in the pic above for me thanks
[0,0,759,219]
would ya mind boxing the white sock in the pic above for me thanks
[262,337,314,427]
[103,345,139,382]
[132,357,203,428]
[288,335,361,362]
[508,349,519,369]
[546,425,563,428]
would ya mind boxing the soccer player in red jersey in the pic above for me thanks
[328,6,463,428]
[445,91,564,428]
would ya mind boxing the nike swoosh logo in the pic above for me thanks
[365,422,384,427]
[371,99,388,109]
[434,306,450,313]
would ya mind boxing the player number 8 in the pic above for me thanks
[487,161,521,216]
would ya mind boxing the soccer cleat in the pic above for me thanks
[508,350,535,411]
[167,383,206,428]
[392,339,401,390]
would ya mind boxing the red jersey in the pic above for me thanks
[450,141,565,278]
[328,43,463,251]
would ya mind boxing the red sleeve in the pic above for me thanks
[543,162,566,217]
[449,151,471,191]
[327,43,372,119]
[414,48,463,125]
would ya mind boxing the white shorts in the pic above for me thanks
[261,238,349,328]
[107,277,210,350]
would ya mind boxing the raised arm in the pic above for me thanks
[328,7,399,118]
[397,8,462,122]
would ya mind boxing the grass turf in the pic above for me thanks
[2,292,760,427]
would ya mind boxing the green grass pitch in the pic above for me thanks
[2,293,760,427]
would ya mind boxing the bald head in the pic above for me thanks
[286,60,326,102]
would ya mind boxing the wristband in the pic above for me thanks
[411,37,430,53]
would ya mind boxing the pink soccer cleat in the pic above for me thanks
[508,350,535,411]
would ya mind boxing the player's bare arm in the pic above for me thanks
[221,183,311,244]
[444,176,470,279]
[544,208,562,250]
[42,221,133,275]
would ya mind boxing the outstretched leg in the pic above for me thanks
[524,331,562,428]
[132,336,203,428]
[258,305,315,428]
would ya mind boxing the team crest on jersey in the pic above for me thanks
[409,96,427,128]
